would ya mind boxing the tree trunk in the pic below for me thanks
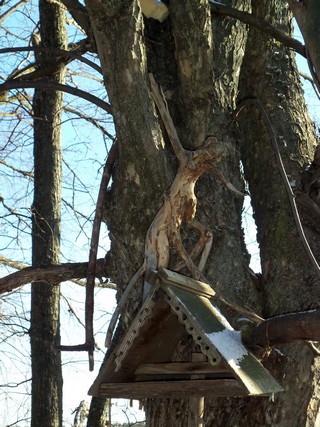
[204,1,320,426]
[84,0,320,426]
[30,1,66,426]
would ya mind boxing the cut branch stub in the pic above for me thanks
[241,309,320,350]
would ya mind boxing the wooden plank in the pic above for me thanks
[188,353,206,427]
[188,396,204,427]
[135,362,230,376]
[158,268,215,298]
[190,352,206,379]
[99,379,248,398]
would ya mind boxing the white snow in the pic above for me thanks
[207,328,248,370]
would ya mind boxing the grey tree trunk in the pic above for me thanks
[84,0,320,425]
[30,1,66,425]
[204,1,320,426]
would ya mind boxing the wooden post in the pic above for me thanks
[188,353,205,427]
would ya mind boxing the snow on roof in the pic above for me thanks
[207,329,248,370]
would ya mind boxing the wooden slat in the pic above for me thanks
[135,362,230,376]
[158,268,215,298]
[99,379,248,398]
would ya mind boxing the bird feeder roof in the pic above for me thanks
[89,268,282,398]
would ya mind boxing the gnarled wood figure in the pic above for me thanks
[105,74,246,347]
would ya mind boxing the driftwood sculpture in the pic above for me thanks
[105,74,248,347]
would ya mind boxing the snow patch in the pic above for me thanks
[207,329,248,370]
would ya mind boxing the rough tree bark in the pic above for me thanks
[204,1,320,426]
[78,0,320,426]
[29,1,66,425]
[288,0,320,89]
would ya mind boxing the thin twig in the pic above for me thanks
[0,43,101,74]
[0,79,111,114]
[306,49,320,99]
[59,143,117,370]
[85,142,117,369]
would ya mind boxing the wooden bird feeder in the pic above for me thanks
[89,268,283,399]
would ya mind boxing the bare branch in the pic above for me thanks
[64,106,115,140]
[242,309,320,348]
[0,159,33,178]
[58,144,117,363]
[0,255,26,271]
[0,258,107,294]
[85,142,117,369]
[0,43,102,76]
[0,79,111,114]
[208,0,306,58]
[0,0,29,23]
[299,71,320,100]
[0,195,31,230]
[58,0,92,36]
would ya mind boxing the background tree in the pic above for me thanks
[29,0,66,425]
[0,0,113,424]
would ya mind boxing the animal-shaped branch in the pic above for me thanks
[105,74,246,347]
[147,74,244,278]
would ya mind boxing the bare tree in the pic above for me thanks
[29,0,66,425]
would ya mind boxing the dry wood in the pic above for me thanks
[134,362,229,376]
[99,379,247,398]
[158,267,215,298]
